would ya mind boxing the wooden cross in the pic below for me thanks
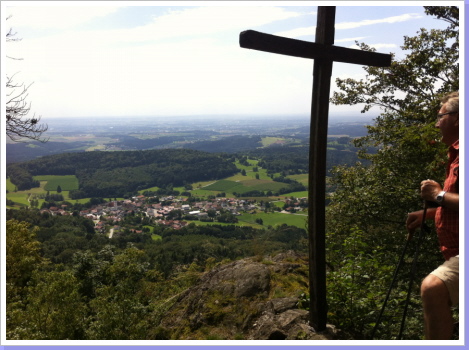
[240,6,392,331]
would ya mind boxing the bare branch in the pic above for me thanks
[5,19,48,143]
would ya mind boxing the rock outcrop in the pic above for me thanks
[158,251,341,340]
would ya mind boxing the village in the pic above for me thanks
[39,194,308,237]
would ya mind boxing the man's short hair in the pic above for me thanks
[441,91,459,114]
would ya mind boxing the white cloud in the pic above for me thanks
[3,6,433,118]
[335,37,367,43]
[101,6,303,44]
[273,13,422,40]
[6,9,315,118]
[348,43,397,50]
[274,26,315,39]
[336,13,422,30]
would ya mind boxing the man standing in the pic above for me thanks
[406,91,459,339]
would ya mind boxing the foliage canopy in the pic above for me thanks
[326,6,459,339]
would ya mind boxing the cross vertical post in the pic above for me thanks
[239,5,391,334]
[308,6,336,331]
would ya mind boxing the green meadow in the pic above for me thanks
[201,179,285,196]
[35,175,79,191]
[238,212,307,229]
[193,211,306,230]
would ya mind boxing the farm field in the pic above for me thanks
[7,169,310,203]
[238,212,307,229]
[6,178,16,192]
[35,175,79,191]
[281,191,308,198]
[232,160,272,180]
[287,174,309,186]
[194,211,307,230]
[202,178,287,196]
[6,175,90,208]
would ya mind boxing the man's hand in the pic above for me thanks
[420,180,442,202]
[406,208,437,235]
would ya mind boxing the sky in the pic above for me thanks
[2,1,462,121]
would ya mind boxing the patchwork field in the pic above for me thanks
[7,175,86,208]
[6,158,309,223]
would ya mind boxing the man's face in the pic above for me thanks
[436,104,459,146]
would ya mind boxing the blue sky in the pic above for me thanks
[2,1,460,120]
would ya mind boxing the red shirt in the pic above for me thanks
[435,140,459,260]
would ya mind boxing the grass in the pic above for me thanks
[239,179,285,192]
[204,180,240,191]
[85,145,107,151]
[281,191,309,198]
[194,212,307,229]
[189,189,223,197]
[287,174,309,186]
[6,178,16,192]
[7,192,31,207]
[34,175,79,191]
[202,177,288,197]
[261,137,286,147]
[6,175,94,208]
[139,186,160,194]
[238,212,307,229]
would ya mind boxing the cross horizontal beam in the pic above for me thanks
[240,30,392,67]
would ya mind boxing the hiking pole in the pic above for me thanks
[397,201,430,339]
[370,219,415,339]
[371,201,430,339]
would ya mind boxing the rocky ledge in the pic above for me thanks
[158,251,342,340]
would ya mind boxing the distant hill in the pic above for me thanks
[6,141,92,164]
[184,135,262,153]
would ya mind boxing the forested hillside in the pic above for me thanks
[7,141,365,198]
[7,149,238,198]
[245,142,361,176]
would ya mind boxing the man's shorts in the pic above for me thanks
[430,255,459,306]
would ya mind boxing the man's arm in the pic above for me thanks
[438,192,459,211]
[420,180,459,211]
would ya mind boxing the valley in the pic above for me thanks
[6,114,372,236]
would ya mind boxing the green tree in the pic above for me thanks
[326,6,458,339]
[329,5,458,237]
[86,245,152,339]
[6,220,45,303]
[13,270,86,340]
